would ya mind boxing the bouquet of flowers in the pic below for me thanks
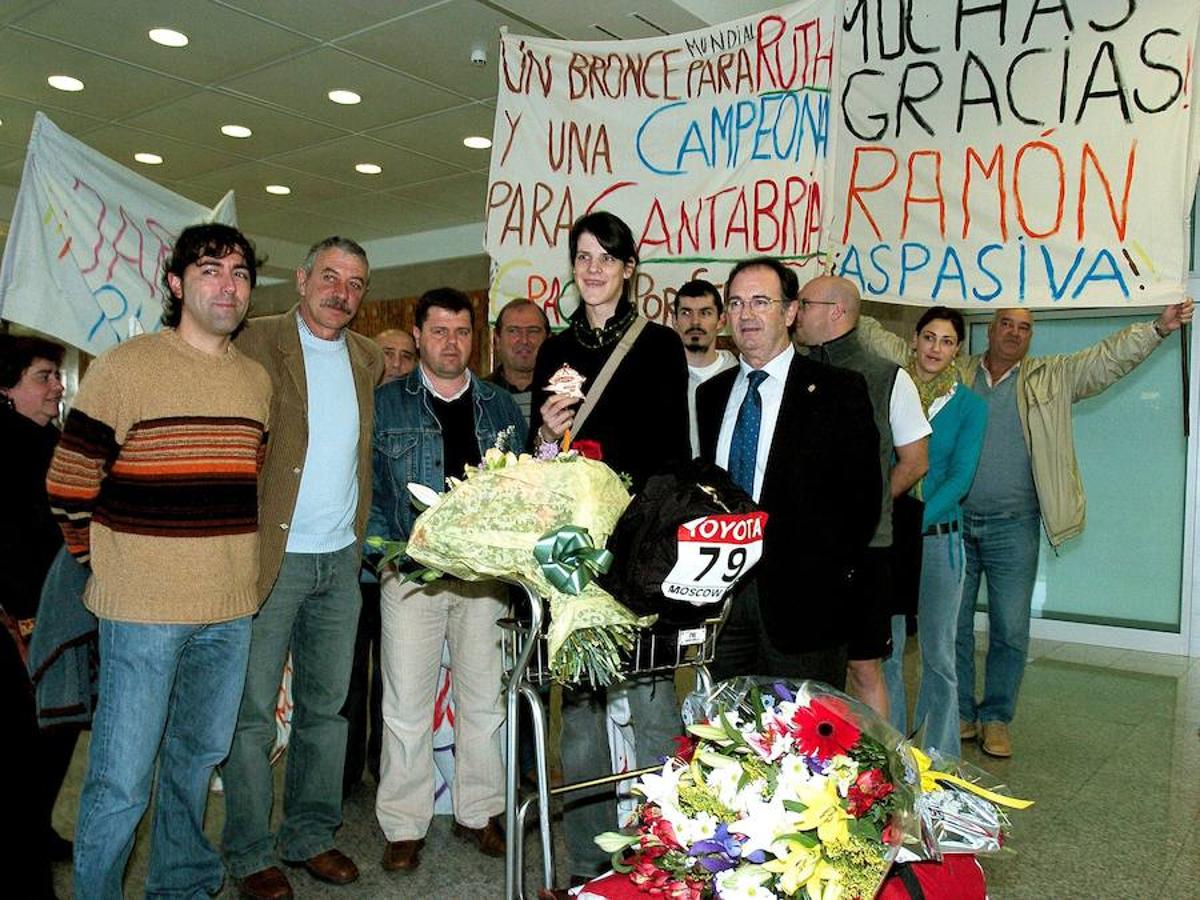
[369,433,653,686]
[596,679,923,900]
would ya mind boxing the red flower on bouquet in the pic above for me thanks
[642,805,683,850]
[572,439,604,460]
[671,734,698,763]
[847,767,895,816]
[790,697,861,760]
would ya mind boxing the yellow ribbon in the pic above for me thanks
[910,747,1034,810]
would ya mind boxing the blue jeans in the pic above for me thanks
[74,617,251,900]
[956,510,1041,725]
[221,545,362,877]
[884,530,965,756]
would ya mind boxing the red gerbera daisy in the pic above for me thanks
[790,697,861,760]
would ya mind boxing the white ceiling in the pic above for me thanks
[0,0,760,292]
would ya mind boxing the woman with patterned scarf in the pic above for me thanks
[883,307,987,757]
[529,211,690,890]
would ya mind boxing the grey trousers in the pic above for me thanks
[560,673,681,878]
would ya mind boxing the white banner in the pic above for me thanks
[0,112,237,352]
[826,0,1200,308]
[485,0,839,325]
[486,1,1200,314]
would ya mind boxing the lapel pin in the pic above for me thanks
[807,383,816,392]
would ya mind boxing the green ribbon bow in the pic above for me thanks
[533,525,614,595]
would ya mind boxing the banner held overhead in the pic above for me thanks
[0,112,237,353]
[485,0,838,325]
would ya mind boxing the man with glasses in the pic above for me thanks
[672,278,737,456]
[794,275,931,719]
[695,257,880,687]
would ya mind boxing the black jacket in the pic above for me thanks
[696,352,880,652]
[529,310,689,492]
[0,405,63,620]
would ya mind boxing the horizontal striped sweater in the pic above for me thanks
[46,329,272,624]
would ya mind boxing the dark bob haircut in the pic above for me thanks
[161,223,260,328]
[723,257,800,305]
[915,306,966,343]
[569,211,638,303]
[415,287,475,329]
[0,333,66,389]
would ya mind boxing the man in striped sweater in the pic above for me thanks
[46,223,272,899]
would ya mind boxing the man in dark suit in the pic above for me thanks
[696,257,881,689]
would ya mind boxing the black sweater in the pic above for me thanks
[529,308,690,492]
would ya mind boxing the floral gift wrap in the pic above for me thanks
[586,678,1033,899]
[370,445,654,685]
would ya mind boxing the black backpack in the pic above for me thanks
[600,459,765,626]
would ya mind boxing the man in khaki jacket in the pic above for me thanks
[860,300,1192,758]
[222,237,383,899]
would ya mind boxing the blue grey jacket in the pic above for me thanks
[368,369,528,543]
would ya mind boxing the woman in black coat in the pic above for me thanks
[1,333,72,897]
[528,212,690,885]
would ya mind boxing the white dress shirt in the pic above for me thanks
[716,345,795,502]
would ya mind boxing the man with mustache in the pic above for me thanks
[223,237,383,899]
[672,279,737,456]
[369,288,526,875]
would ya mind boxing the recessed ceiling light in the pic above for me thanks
[463,135,492,149]
[148,28,189,48]
[265,184,291,195]
[134,152,163,165]
[221,124,252,138]
[355,163,382,175]
[327,89,361,105]
[48,75,84,92]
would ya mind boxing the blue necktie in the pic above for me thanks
[729,369,768,495]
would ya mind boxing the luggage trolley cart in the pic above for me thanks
[499,582,731,900]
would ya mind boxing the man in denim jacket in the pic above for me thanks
[369,288,526,875]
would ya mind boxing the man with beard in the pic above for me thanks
[223,237,383,899]
[673,279,737,456]
[369,288,526,875]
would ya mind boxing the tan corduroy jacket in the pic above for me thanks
[235,306,384,599]
[858,315,1165,547]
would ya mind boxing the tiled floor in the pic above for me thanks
[51,637,1200,898]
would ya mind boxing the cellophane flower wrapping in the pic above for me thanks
[401,448,653,685]
[596,678,926,900]
[911,748,1018,857]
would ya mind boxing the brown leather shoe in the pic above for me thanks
[452,815,505,857]
[980,721,1013,758]
[285,848,359,885]
[235,866,294,900]
[960,718,978,741]
[381,838,424,872]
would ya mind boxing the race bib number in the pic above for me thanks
[662,512,768,606]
